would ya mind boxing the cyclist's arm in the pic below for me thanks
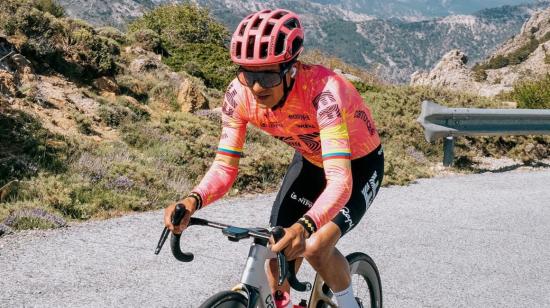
[191,82,247,207]
[303,78,353,231]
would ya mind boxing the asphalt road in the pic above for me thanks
[1,169,549,307]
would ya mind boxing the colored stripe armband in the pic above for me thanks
[322,152,351,160]
[217,147,242,158]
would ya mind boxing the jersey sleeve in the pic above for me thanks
[192,81,247,207]
[305,76,354,229]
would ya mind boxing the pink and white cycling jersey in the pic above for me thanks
[193,62,381,229]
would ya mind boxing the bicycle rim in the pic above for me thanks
[199,290,248,308]
[312,252,382,308]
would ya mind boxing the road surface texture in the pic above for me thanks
[1,169,549,307]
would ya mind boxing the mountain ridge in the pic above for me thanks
[57,0,550,82]
[410,6,550,97]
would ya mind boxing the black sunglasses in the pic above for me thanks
[237,66,292,88]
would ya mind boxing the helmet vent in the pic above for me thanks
[247,36,256,59]
[292,37,303,55]
[284,18,299,30]
[275,33,286,55]
[260,42,268,59]
[263,22,275,37]
[236,41,242,58]
[251,17,263,30]
[272,11,287,20]
[238,23,247,36]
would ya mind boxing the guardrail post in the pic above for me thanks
[443,137,455,167]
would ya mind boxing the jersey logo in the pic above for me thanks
[312,91,336,110]
[288,114,310,121]
[274,136,302,148]
[340,207,354,232]
[354,110,376,135]
[298,132,321,152]
[295,123,316,129]
[361,171,379,210]
[222,86,238,117]
[318,105,341,123]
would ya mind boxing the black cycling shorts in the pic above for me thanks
[270,144,384,237]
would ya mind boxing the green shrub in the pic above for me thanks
[472,64,488,82]
[75,114,95,135]
[97,26,127,45]
[128,4,228,48]
[512,74,550,109]
[98,104,136,127]
[0,108,69,187]
[0,1,118,82]
[163,43,235,89]
[128,29,162,52]
[477,36,547,71]
[33,0,65,18]
[128,4,234,90]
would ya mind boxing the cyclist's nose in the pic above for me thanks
[251,80,265,93]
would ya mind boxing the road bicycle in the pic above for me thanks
[156,205,382,307]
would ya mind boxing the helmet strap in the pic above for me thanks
[272,62,297,111]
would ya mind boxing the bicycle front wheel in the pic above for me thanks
[199,290,248,308]
[311,252,382,308]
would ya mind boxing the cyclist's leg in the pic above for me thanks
[306,145,384,302]
[268,151,325,306]
[269,145,384,304]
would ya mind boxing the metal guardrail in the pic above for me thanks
[417,100,550,166]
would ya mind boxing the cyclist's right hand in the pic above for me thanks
[164,197,197,234]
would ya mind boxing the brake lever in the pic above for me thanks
[271,226,288,286]
[154,203,186,255]
[271,226,312,292]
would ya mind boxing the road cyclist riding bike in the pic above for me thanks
[162,8,384,307]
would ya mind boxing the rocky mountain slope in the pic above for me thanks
[57,0,550,83]
[308,0,542,20]
[411,7,550,97]
[2,1,549,235]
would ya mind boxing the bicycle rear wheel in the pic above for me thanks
[199,290,248,308]
[310,252,382,308]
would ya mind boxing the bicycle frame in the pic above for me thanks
[233,241,277,308]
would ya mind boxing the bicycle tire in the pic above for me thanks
[312,252,382,308]
[199,290,248,308]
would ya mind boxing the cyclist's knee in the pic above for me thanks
[304,240,332,267]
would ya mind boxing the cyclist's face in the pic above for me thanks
[239,64,291,108]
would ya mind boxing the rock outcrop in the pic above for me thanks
[411,7,550,97]
[126,46,209,112]
[410,50,478,90]
[177,78,208,113]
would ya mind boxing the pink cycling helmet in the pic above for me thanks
[230,9,304,67]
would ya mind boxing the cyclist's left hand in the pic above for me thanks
[270,223,308,260]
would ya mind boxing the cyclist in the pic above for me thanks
[164,8,384,308]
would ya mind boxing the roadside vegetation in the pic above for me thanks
[511,74,550,109]
[0,1,548,232]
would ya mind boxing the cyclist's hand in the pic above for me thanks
[164,197,197,234]
[270,223,307,260]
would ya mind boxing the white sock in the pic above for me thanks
[333,283,360,308]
